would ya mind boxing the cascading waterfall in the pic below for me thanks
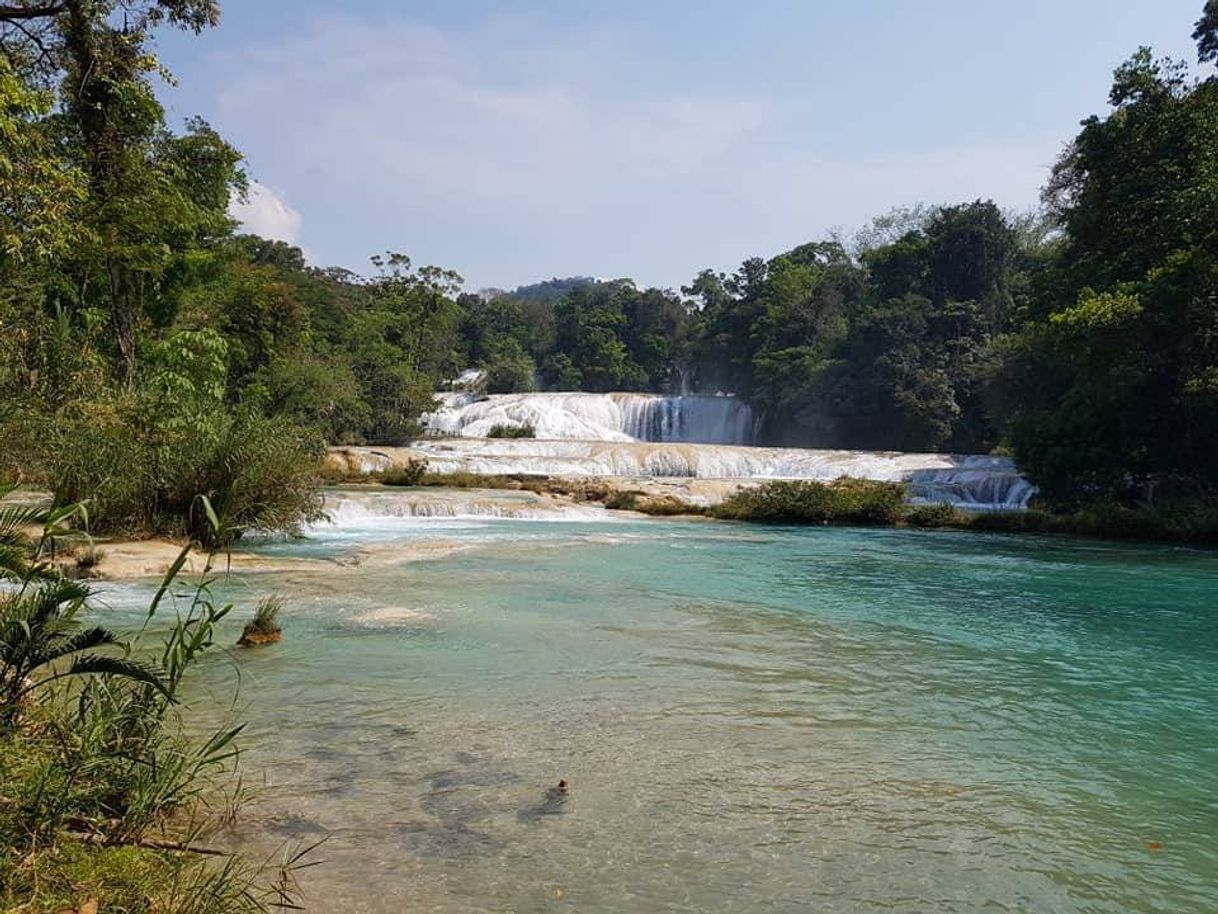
[320,488,611,524]
[409,390,1036,511]
[425,392,758,444]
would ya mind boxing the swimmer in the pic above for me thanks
[518,778,571,823]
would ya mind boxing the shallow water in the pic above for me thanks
[96,499,1218,913]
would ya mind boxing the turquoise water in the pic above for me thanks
[96,499,1218,913]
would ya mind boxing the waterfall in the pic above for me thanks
[410,391,1036,511]
[424,392,757,444]
[319,489,612,524]
[391,439,1037,511]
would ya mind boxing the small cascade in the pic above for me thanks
[397,439,1037,511]
[423,392,757,444]
[320,489,610,525]
[906,460,1037,511]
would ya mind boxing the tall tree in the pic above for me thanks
[1007,24,1218,506]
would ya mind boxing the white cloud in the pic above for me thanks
[228,181,302,244]
[202,14,1055,287]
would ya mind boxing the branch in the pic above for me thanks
[65,830,233,857]
[14,26,55,72]
[0,4,67,21]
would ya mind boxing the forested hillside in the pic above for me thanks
[2,0,1217,532]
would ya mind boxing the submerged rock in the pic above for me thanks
[237,630,282,647]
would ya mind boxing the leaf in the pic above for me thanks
[63,655,168,694]
[148,543,193,620]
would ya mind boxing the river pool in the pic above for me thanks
[96,493,1218,913]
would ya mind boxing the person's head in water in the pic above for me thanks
[557,779,570,794]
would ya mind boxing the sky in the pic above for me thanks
[153,1,1205,292]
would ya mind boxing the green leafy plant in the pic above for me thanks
[486,422,536,439]
[381,458,428,487]
[711,479,906,525]
[906,501,964,528]
[0,490,164,728]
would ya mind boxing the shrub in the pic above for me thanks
[381,459,428,487]
[2,500,310,911]
[711,479,906,525]
[966,508,1057,534]
[486,423,536,439]
[44,404,325,546]
[602,490,641,511]
[907,501,964,528]
[635,496,706,517]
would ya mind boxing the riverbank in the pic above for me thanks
[325,448,1218,546]
[16,470,1216,587]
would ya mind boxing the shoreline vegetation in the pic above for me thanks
[327,456,1218,545]
[3,3,1217,556]
[0,495,309,912]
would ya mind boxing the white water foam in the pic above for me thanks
[319,489,613,527]
[406,439,1035,510]
[424,392,757,444]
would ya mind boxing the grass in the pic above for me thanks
[241,595,283,641]
[1,496,311,911]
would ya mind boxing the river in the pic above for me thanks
[94,491,1218,913]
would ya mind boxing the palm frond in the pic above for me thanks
[60,655,168,694]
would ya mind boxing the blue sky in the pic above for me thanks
[153,1,1204,291]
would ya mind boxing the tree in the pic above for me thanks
[0,1,236,380]
[1194,0,1218,65]
[1008,23,1218,506]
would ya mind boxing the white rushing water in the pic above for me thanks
[319,487,612,524]
[393,439,1036,510]
[391,390,1036,510]
[424,392,758,444]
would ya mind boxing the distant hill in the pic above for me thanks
[504,276,601,301]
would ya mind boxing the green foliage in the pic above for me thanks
[0,57,86,264]
[1007,24,1218,507]
[42,399,325,545]
[0,494,163,727]
[632,495,707,517]
[906,501,965,528]
[0,496,309,912]
[711,479,907,525]
[381,459,429,487]
[486,422,536,439]
[482,337,537,393]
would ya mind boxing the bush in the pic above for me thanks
[602,490,641,511]
[381,459,428,487]
[44,404,325,546]
[711,479,906,525]
[635,496,706,517]
[1,507,309,911]
[965,508,1057,534]
[486,423,536,439]
[907,501,964,528]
